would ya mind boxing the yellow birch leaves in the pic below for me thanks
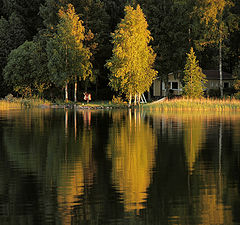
[106,5,157,101]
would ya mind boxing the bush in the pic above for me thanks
[208,88,235,98]
[112,95,124,104]
[208,89,220,98]
[4,94,15,102]
[223,87,235,96]
[234,92,240,100]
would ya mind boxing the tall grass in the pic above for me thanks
[145,98,240,111]
[0,98,51,110]
[0,100,22,110]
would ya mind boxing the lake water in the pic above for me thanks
[1,108,240,225]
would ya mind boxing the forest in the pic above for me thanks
[0,0,239,101]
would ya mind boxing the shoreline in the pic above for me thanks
[0,98,129,110]
[1,97,240,111]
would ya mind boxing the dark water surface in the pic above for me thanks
[1,108,240,225]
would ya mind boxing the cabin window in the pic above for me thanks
[172,82,179,90]
[224,82,229,88]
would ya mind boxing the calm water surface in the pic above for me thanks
[1,108,240,225]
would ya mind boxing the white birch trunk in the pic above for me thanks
[138,93,141,105]
[74,80,77,102]
[65,83,68,102]
[219,39,223,98]
[129,93,132,106]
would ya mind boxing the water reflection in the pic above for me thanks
[147,111,240,224]
[1,109,96,224]
[1,109,240,224]
[107,109,156,213]
[183,115,206,174]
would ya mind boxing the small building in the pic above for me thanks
[203,70,234,90]
[153,70,234,97]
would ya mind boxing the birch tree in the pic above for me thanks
[196,0,238,98]
[47,4,92,102]
[106,5,157,105]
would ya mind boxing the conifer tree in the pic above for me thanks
[138,0,192,87]
[106,5,157,105]
[183,48,207,98]
[47,4,92,102]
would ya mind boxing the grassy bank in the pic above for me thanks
[2,97,240,111]
[145,98,240,111]
[0,97,127,110]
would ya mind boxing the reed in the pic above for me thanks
[0,100,22,110]
[145,98,240,111]
[0,98,51,110]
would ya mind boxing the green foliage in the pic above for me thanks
[183,48,207,98]
[106,5,157,103]
[73,0,111,90]
[0,0,44,37]
[138,0,192,78]
[47,4,93,88]
[233,62,240,97]
[233,63,240,90]
[0,0,239,100]
[101,0,127,30]
[234,92,240,99]
[208,89,221,98]
[0,13,27,97]
[3,41,49,97]
[40,0,62,29]
[193,0,239,92]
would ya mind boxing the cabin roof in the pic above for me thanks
[154,70,233,81]
[202,70,233,80]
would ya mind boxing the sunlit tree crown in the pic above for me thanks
[183,47,207,98]
[106,4,157,101]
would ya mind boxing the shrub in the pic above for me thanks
[112,95,124,104]
[4,94,15,102]
[234,92,240,100]
[208,89,220,98]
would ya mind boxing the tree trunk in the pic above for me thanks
[165,78,169,98]
[65,44,69,102]
[160,78,162,97]
[134,94,137,105]
[74,79,77,102]
[148,90,151,102]
[65,82,68,102]
[128,93,132,106]
[138,93,141,105]
[219,38,223,98]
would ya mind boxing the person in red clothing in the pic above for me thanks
[84,92,91,103]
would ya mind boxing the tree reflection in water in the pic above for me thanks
[107,109,156,214]
[1,109,240,224]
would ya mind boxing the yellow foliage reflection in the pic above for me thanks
[57,160,84,225]
[183,116,205,174]
[56,110,95,224]
[107,110,156,213]
[197,162,232,225]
